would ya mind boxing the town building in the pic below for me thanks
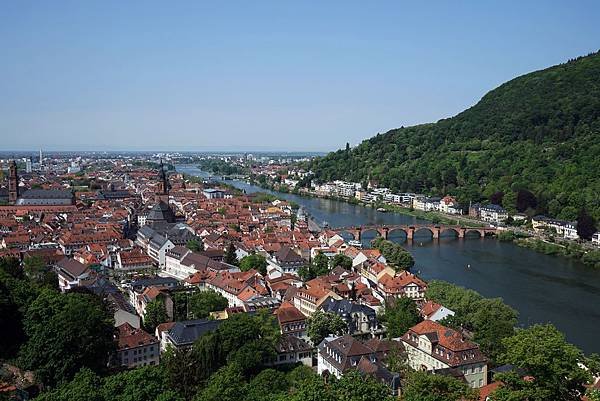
[421,300,455,322]
[479,204,508,224]
[267,245,306,276]
[317,335,401,395]
[160,319,222,351]
[55,257,91,292]
[401,320,488,389]
[115,323,160,368]
[275,301,308,339]
[319,298,378,335]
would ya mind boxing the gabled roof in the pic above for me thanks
[167,319,222,347]
[56,257,89,278]
[116,323,157,350]
[274,246,304,264]
[147,200,175,223]
[275,302,306,324]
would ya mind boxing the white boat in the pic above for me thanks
[348,240,363,248]
[376,207,387,212]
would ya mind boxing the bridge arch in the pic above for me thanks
[388,227,408,236]
[338,229,359,241]
[464,229,483,238]
[413,227,434,238]
[440,227,460,237]
[361,228,382,242]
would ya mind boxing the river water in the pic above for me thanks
[177,165,600,354]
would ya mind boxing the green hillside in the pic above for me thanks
[309,51,600,221]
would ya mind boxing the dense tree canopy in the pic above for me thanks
[189,289,228,319]
[298,252,330,281]
[143,299,169,333]
[401,371,478,401]
[330,254,352,270]
[307,52,600,221]
[493,324,591,401]
[306,310,346,345]
[371,237,415,270]
[19,289,115,386]
[223,243,238,266]
[35,366,183,401]
[186,239,203,252]
[379,297,422,338]
[239,253,268,276]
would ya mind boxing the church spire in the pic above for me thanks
[156,159,169,199]
[8,160,19,204]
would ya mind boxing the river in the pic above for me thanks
[177,165,600,354]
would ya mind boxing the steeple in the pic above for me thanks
[156,159,170,202]
[8,160,19,204]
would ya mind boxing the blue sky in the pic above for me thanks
[1,1,599,152]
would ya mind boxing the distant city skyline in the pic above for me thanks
[1,1,599,151]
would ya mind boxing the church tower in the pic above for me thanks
[156,159,170,202]
[8,160,19,204]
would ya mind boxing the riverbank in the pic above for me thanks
[243,179,600,267]
[246,179,489,228]
[198,171,600,268]
[176,164,600,353]
[497,232,600,268]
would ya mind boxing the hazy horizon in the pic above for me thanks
[2,1,599,152]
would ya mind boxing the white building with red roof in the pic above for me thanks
[401,320,488,388]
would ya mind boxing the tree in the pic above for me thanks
[379,297,422,338]
[516,189,537,212]
[299,252,330,281]
[0,277,24,358]
[239,253,267,276]
[330,254,352,270]
[193,364,247,401]
[402,371,478,401]
[23,256,57,289]
[254,308,281,345]
[226,339,275,376]
[35,368,104,401]
[371,237,415,270]
[0,257,22,279]
[331,370,394,401]
[36,366,183,401]
[306,310,346,345]
[426,280,517,362]
[245,369,289,401]
[470,298,518,361]
[588,389,600,401]
[101,365,174,401]
[19,289,115,386]
[189,290,228,319]
[186,239,203,252]
[489,191,504,205]
[224,243,238,266]
[577,208,597,240]
[144,299,169,333]
[495,324,591,401]
[288,374,335,401]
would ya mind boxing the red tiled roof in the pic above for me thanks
[116,322,158,350]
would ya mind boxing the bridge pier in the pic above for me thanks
[378,227,389,240]
[458,228,466,238]
[432,226,440,239]
[407,227,415,240]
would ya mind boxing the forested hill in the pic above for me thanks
[308,51,600,221]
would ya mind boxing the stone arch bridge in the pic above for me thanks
[334,224,497,241]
